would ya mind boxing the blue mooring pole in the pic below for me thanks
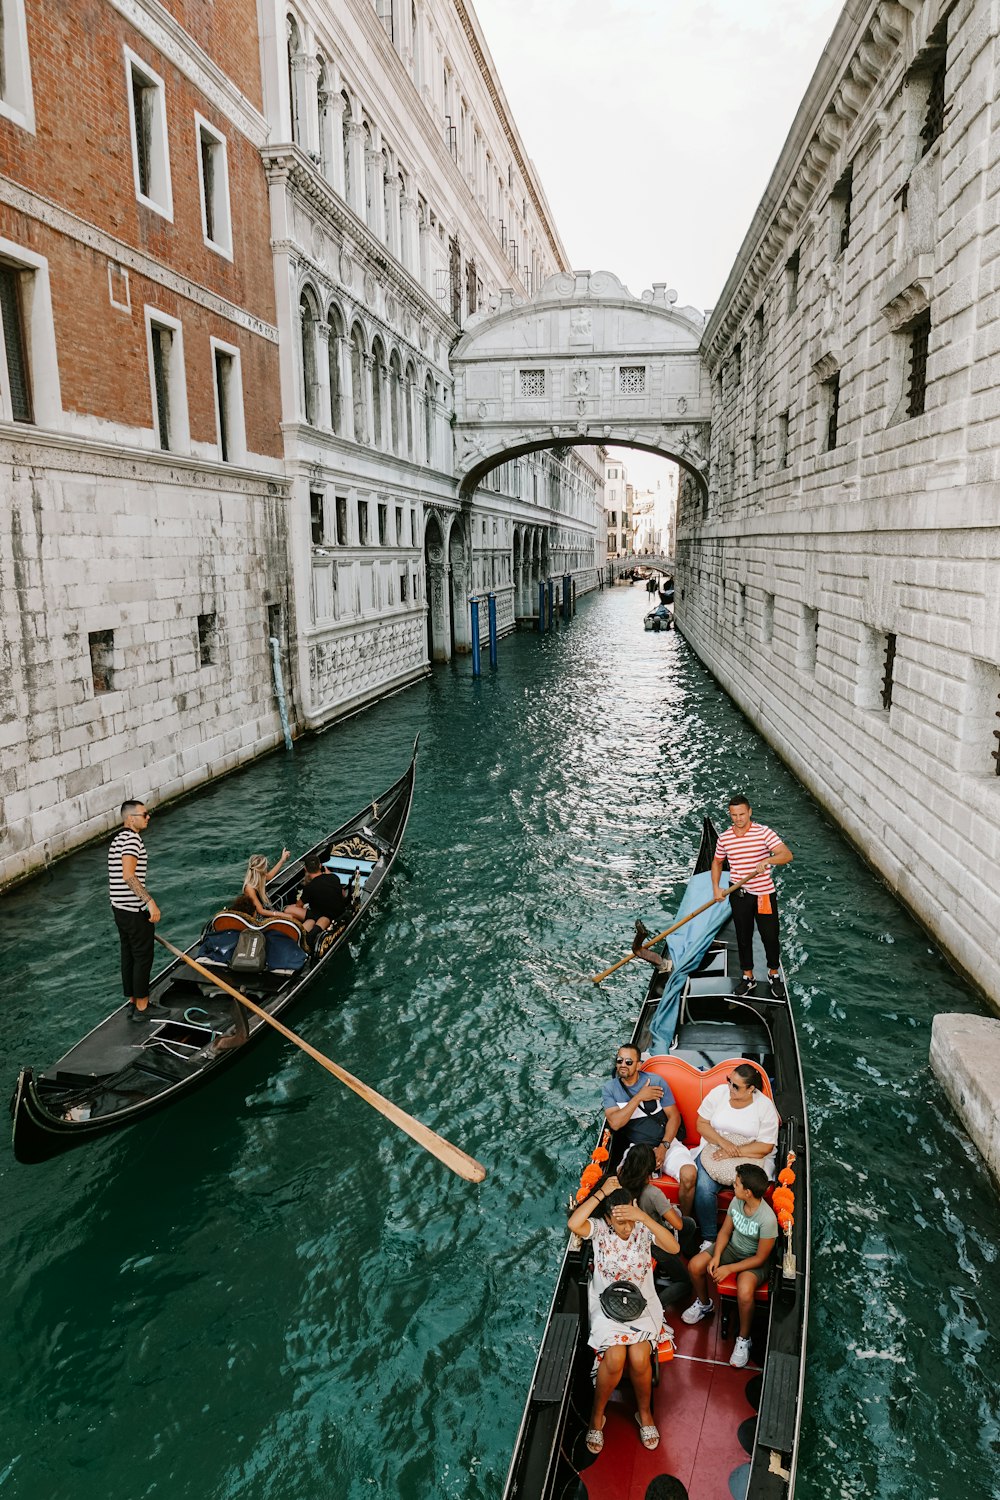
[487,592,498,668]
[538,580,545,633]
[470,596,481,677]
[547,577,555,631]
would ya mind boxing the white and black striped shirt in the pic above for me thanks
[109,829,147,912]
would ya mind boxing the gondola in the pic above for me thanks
[503,818,810,1500]
[10,738,419,1165]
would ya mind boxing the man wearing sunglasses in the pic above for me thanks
[602,1044,697,1215]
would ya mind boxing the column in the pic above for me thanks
[289,50,309,144]
[301,54,321,157]
[363,355,375,446]
[400,194,420,278]
[347,122,366,218]
[319,89,344,191]
[366,148,386,240]
[384,172,403,262]
[315,320,333,429]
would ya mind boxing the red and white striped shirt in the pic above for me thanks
[714,822,783,895]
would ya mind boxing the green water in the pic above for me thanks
[1,587,997,1500]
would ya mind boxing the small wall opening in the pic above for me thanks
[89,629,114,694]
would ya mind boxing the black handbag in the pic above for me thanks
[599,1280,647,1322]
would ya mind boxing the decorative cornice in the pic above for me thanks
[881,254,933,330]
[0,176,278,342]
[449,0,565,268]
[811,347,842,381]
[703,0,921,366]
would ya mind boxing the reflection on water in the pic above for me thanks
[0,587,997,1500]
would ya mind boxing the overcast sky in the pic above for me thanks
[472,0,843,492]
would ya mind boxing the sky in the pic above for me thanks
[472,0,843,495]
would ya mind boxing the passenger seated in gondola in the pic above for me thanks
[603,1044,697,1214]
[618,1144,700,1308]
[293,854,349,937]
[681,1163,777,1370]
[231,850,292,920]
[568,1174,678,1455]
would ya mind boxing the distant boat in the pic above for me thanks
[502,817,811,1500]
[10,739,419,1165]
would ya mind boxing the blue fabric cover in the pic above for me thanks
[264,931,308,971]
[648,871,732,1053]
[199,930,240,964]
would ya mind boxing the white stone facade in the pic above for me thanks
[676,0,1000,1008]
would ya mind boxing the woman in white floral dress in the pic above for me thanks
[567,1175,679,1454]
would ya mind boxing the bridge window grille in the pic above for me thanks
[520,368,544,397]
[619,365,645,395]
[921,52,947,156]
[825,372,841,451]
[907,311,931,417]
[881,632,897,710]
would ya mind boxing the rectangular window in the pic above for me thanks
[801,604,819,672]
[146,309,188,453]
[881,632,897,711]
[920,51,947,157]
[126,49,172,218]
[785,249,800,314]
[310,491,325,546]
[0,262,33,422]
[266,602,282,644]
[762,593,774,644]
[399,569,408,603]
[89,629,114,694]
[335,494,348,545]
[907,310,931,418]
[197,612,217,667]
[357,499,369,546]
[196,115,232,258]
[825,372,841,451]
[777,410,790,469]
[378,501,387,546]
[395,505,404,545]
[0,0,34,131]
[211,339,243,463]
[519,368,545,397]
[733,342,742,387]
[832,165,853,256]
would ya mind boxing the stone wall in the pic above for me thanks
[675,0,1000,1011]
[0,436,291,889]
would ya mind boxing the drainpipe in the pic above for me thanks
[270,636,294,750]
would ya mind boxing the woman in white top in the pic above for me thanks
[693,1063,780,1244]
[567,1176,679,1455]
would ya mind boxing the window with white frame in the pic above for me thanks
[0,0,34,131]
[0,240,59,426]
[195,115,232,258]
[211,338,245,463]
[145,309,188,452]
[125,48,172,219]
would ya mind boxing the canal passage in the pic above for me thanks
[1,587,997,1500]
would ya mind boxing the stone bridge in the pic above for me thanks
[450,271,712,496]
[612,554,676,576]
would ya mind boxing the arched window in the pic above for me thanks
[286,15,302,144]
[341,91,352,202]
[350,325,367,442]
[424,373,434,466]
[371,337,386,448]
[388,350,402,454]
[299,287,320,424]
[404,360,416,459]
[328,305,345,433]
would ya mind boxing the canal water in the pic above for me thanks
[1,587,997,1500]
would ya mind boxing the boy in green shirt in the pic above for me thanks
[680,1162,778,1368]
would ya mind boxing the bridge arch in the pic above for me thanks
[450,271,712,499]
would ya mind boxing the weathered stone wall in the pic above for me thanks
[676,0,1000,1011]
[0,438,291,888]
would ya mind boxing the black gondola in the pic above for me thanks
[503,817,810,1500]
[10,739,419,1165]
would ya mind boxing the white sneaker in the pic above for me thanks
[681,1298,714,1325]
[698,1239,714,1253]
[730,1336,752,1368]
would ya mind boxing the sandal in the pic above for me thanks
[585,1420,605,1454]
[635,1414,659,1450]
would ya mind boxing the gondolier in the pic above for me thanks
[711,793,793,999]
[108,799,160,1022]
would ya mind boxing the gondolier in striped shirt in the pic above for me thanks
[711,793,793,1000]
[108,800,160,1022]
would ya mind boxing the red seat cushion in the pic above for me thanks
[716,1271,769,1303]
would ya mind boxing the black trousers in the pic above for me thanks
[731,891,780,971]
[652,1214,700,1306]
[113,907,155,999]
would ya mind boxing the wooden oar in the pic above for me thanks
[154,934,487,1183]
[591,870,759,984]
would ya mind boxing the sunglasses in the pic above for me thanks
[727,1075,752,1090]
[615,1057,637,1066]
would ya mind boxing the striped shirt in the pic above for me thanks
[714,822,782,895]
[109,829,147,911]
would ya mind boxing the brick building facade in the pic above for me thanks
[0,0,289,888]
[675,0,1000,1007]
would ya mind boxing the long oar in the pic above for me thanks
[154,935,487,1183]
[591,871,759,984]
